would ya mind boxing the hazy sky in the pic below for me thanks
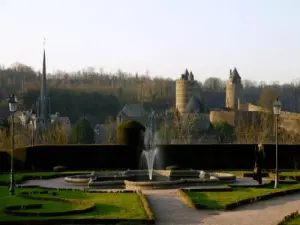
[0,0,300,83]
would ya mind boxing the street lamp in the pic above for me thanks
[29,109,36,147]
[164,110,168,144]
[8,94,18,195]
[273,98,281,189]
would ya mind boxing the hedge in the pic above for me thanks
[0,145,138,172]
[158,144,300,170]
[1,144,300,172]
[117,120,145,146]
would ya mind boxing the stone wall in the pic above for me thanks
[222,101,300,133]
[209,110,235,126]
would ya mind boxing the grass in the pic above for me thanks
[279,171,300,177]
[286,216,300,225]
[0,186,148,221]
[186,183,300,210]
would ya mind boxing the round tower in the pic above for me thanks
[225,68,243,110]
[176,69,195,114]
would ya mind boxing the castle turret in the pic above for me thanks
[176,69,198,114]
[225,68,243,110]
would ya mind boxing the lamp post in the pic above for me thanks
[273,98,281,189]
[31,119,35,146]
[8,94,18,195]
[29,109,36,147]
[164,110,168,144]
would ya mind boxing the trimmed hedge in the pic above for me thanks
[158,144,300,170]
[117,120,145,146]
[2,143,300,172]
[1,144,138,171]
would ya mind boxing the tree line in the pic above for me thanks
[1,63,300,125]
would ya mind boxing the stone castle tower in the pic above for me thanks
[175,69,199,114]
[225,68,243,110]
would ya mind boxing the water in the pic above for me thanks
[141,148,158,180]
[141,118,159,180]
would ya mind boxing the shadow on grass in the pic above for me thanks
[94,204,123,216]
[189,192,223,209]
[235,192,300,212]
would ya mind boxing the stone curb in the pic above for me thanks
[137,191,155,220]
[179,186,300,210]
[277,210,299,225]
[0,219,154,225]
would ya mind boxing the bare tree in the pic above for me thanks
[42,122,69,144]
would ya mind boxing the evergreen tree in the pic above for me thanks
[71,117,94,144]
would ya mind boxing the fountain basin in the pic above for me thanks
[64,175,90,183]
[212,173,236,182]
[64,170,236,190]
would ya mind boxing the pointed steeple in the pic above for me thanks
[40,40,48,126]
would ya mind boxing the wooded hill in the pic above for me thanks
[0,63,300,125]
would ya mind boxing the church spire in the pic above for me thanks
[40,38,48,125]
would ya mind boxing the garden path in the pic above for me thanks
[144,189,300,225]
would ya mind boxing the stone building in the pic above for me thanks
[14,48,71,136]
[225,68,244,110]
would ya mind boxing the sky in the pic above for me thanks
[0,0,300,83]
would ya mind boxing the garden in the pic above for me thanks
[0,170,154,224]
[0,185,154,224]
[2,168,300,224]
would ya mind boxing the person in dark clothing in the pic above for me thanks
[253,143,265,185]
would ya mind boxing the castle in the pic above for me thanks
[175,68,300,134]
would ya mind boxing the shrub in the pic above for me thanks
[53,165,67,172]
[71,117,94,144]
[117,120,145,146]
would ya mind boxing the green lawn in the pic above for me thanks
[186,183,300,210]
[279,171,300,177]
[0,186,147,221]
[286,216,300,225]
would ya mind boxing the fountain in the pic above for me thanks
[140,111,159,180]
[63,112,237,190]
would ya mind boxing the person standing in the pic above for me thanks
[253,143,265,185]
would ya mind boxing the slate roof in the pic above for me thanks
[118,102,170,118]
[185,96,206,113]
[118,103,152,118]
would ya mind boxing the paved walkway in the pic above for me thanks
[144,189,300,225]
